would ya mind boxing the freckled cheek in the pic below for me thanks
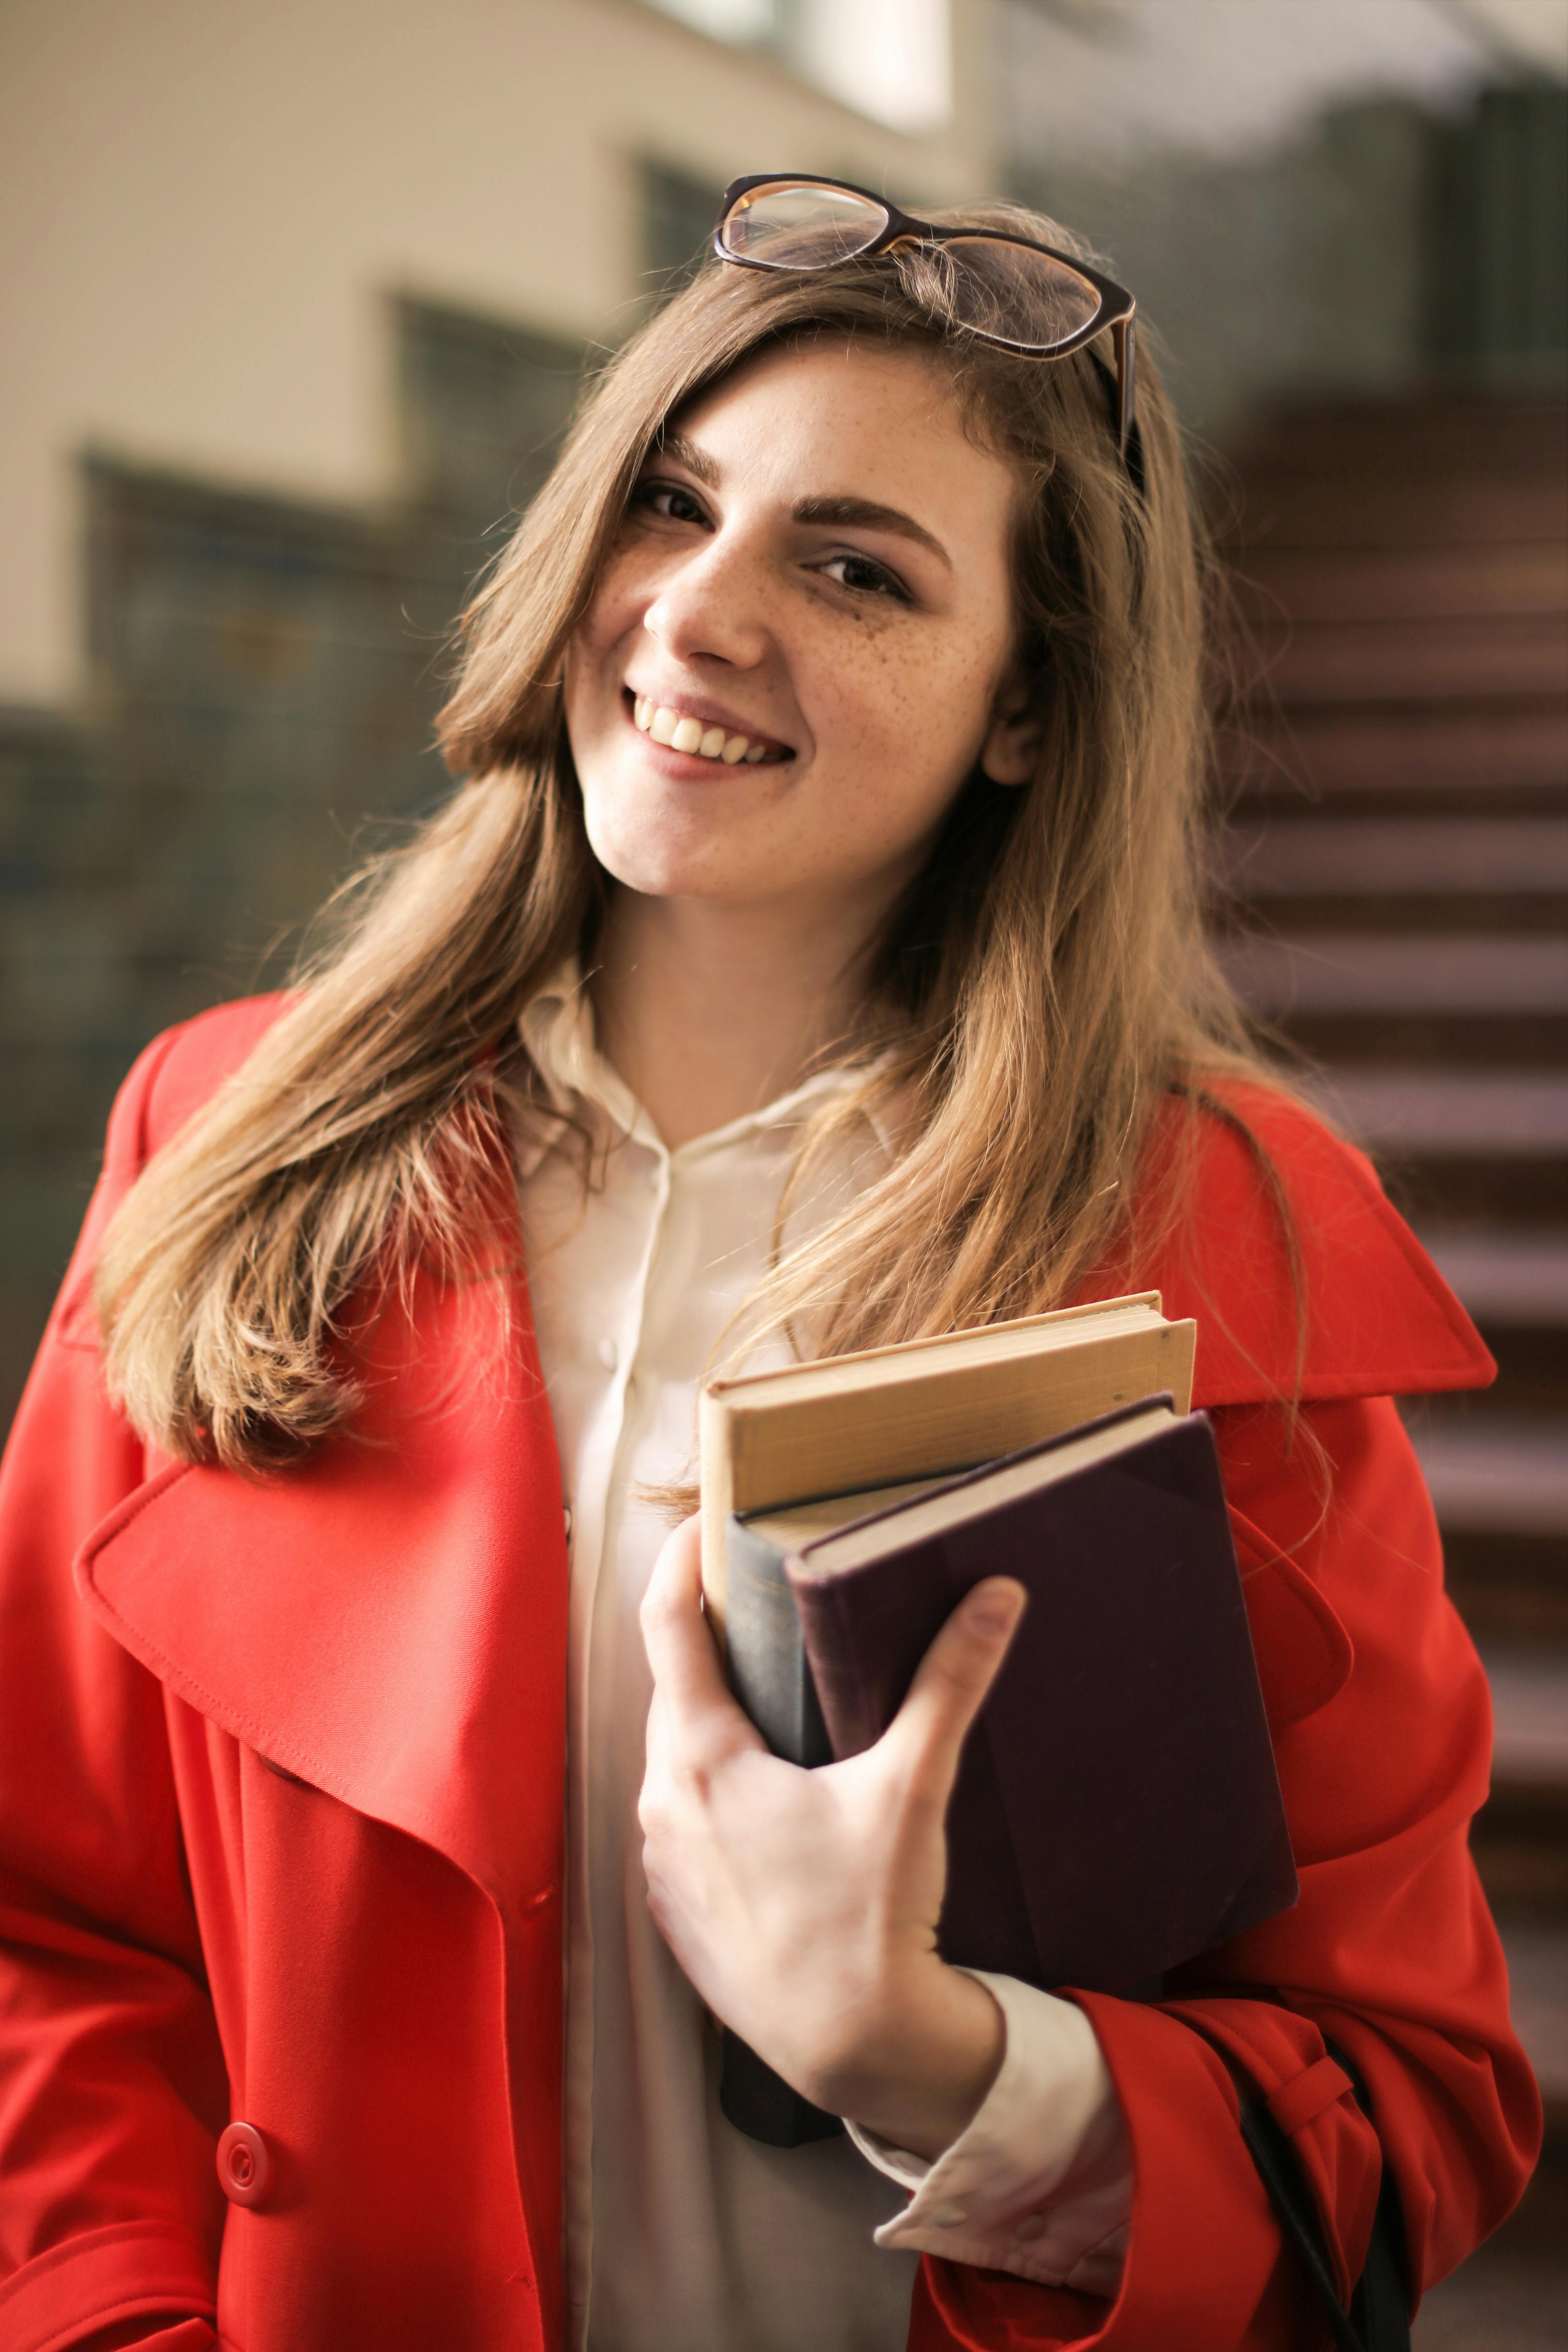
[814,642,986,794]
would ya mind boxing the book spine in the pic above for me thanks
[724,1518,833,1767]
[720,1515,843,2146]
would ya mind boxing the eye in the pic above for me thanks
[818,551,910,602]
[630,478,711,528]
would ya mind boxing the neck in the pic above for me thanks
[590,886,878,1150]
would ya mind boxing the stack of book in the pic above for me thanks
[698,1294,1297,2145]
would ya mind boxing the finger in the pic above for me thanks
[640,1515,763,1757]
[880,1578,1027,1807]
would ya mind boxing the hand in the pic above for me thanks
[638,1516,1027,2158]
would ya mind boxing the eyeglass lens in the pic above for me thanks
[893,239,1103,351]
[719,184,1105,355]
[720,184,889,266]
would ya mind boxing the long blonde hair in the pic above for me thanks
[97,202,1271,1472]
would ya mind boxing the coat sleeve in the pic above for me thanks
[0,1027,228,2352]
[910,1393,1543,2352]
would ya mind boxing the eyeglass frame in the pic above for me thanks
[712,172,1139,472]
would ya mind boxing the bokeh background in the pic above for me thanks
[2,2,1564,2340]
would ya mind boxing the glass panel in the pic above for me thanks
[721,183,889,268]
[791,0,951,137]
[643,0,776,40]
[644,161,722,295]
[900,239,1103,349]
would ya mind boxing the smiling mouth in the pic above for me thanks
[628,693,790,766]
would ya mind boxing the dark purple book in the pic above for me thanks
[780,1398,1298,1994]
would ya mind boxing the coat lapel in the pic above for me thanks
[76,1240,568,1913]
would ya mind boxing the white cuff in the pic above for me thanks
[846,1971,1133,2295]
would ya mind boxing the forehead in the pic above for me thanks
[667,338,1015,528]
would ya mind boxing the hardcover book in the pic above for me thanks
[708,1375,1296,2145]
[699,1291,1198,1632]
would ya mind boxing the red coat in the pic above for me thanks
[0,999,1541,2352]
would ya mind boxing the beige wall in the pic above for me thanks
[0,0,991,706]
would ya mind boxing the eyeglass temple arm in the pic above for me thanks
[1113,316,1137,458]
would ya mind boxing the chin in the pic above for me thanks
[582,790,760,903]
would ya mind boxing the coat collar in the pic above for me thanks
[76,1215,568,1913]
[1099,1078,1496,1410]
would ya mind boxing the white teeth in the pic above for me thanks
[635,699,776,764]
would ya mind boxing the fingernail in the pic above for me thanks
[966,1582,1024,1637]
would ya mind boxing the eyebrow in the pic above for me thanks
[657,431,719,487]
[653,434,951,570]
[792,494,951,569]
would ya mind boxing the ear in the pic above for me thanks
[980,678,1043,788]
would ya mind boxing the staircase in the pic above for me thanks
[1210,390,1568,2342]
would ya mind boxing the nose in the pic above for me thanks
[643,528,772,673]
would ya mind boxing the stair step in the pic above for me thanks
[1225,474,1568,554]
[1408,1417,1568,1537]
[1484,1646,1568,1787]
[1220,933,1568,1015]
[1446,1527,1568,1643]
[1297,1067,1568,1155]
[1301,1066,1568,1218]
[1214,817,1568,900]
[1220,700,1568,806]
[1497,1921,1568,2103]
[1414,1419,1568,1639]
[1417,1229,1568,1325]
[1233,542,1568,626]
[1415,1229,1568,1411]
[1226,395,1568,481]
[1412,2241,1568,2349]
[1477,1648,1568,1926]
[1256,616,1568,707]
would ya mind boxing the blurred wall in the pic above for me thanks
[0,0,990,710]
[997,0,1568,434]
[0,0,991,1425]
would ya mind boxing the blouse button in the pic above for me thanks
[1011,2210,1047,2241]
[931,2201,967,2228]
[597,1337,619,1372]
[217,2120,274,2208]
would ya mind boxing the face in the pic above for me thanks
[562,339,1036,932]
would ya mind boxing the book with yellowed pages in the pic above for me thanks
[698,1290,1197,1632]
[696,1294,1270,2149]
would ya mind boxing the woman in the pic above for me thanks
[0,185,1540,2351]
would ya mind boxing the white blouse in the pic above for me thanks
[515,970,1133,2352]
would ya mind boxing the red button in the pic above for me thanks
[217,2120,274,2208]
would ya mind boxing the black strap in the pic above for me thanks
[1237,2046,1410,2352]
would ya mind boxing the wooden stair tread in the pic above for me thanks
[1215,818,1568,899]
[1295,1065,1568,1153]
[1231,542,1568,625]
[1220,701,1568,804]
[1417,1227,1568,1326]
[1218,932,1568,1014]
[1407,1415,1568,1536]
[1482,1647,1568,1788]
[1496,1920,1568,2102]
[1222,477,1568,552]
[1223,393,1568,476]
[1250,617,1568,706]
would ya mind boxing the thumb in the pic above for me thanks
[881,1578,1027,1809]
